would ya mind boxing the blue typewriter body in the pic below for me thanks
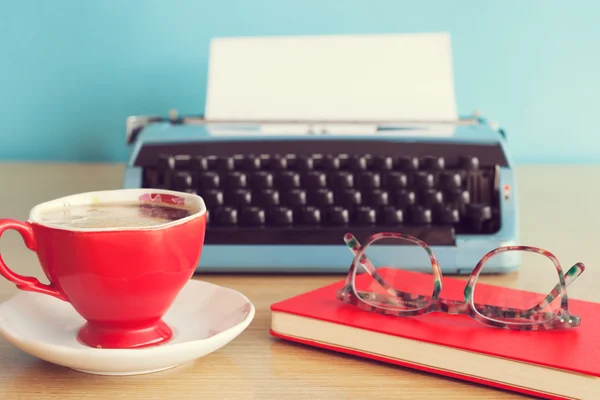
[123,117,519,275]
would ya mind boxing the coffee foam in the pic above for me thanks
[29,189,206,231]
[36,201,193,229]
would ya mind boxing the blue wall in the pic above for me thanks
[0,0,598,164]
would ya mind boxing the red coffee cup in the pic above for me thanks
[0,189,207,349]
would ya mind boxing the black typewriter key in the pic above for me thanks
[434,205,460,224]
[190,156,209,172]
[172,171,192,191]
[337,154,350,169]
[459,155,480,170]
[268,155,288,170]
[243,156,262,170]
[381,206,403,224]
[439,171,462,190]
[366,190,389,207]
[202,190,224,207]
[348,155,368,171]
[226,172,247,189]
[357,171,381,189]
[466,203,492,221]
[421,156,445,171]
[354,206,377,225]
[331,171,354,189]
[296,206,321,225]
[249,171,273,189]
[228,189,252,207]
[258,154,272,164]
[308,189,334,207]
[303,171,327,188]
[419,189,444,207]
[239,206,266,226]
[214,207,238,226]
[373,156,393,171]
[157,155,175,171]
[409,205,432,225]
[395,156,419,171]
[320,155,340,170]
[205,155,218,169]
[394,189,416,208]
[282,189,307,206]
[337,189,362,207]
[232,154,246,169]
[276,171,301,189]
[412,171,435,189]
[294,155,314,170]
[465,203,492,232]
[216,157,235,171]
[283,156,295,170]
[267,207,293,225]
[447,189,471,206]
[327,207,349,225]
[255,189,280,206]
[384,171,408,189]
[173,155,191,169]
[199,172,220,189]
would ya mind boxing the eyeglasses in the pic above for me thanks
[335,232,586,330]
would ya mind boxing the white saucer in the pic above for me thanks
[0,279,255,376]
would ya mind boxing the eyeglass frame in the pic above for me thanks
[335,232,585,330]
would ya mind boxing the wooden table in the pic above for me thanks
[0,162,598,399]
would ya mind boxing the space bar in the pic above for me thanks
[203,225,456,245]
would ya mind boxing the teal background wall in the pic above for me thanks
[0,0,598,164]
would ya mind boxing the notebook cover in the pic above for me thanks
[270,269,600,400]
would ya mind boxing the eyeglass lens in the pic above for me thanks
[351,236,434,311]
[472,249,562,325]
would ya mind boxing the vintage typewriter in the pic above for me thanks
[122,33,519,274]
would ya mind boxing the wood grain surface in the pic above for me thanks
[0,162,598,400]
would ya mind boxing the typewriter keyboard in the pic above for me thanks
[137,140,503,245]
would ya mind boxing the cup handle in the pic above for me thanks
[0,219,67,301]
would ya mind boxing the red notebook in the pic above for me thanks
[270,269,600,400]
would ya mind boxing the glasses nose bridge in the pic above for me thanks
[439,298,467,315]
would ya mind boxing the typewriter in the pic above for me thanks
[122,33,519,274]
